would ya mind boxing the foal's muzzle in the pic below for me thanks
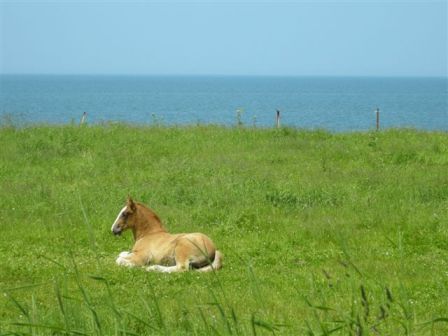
[112,227,122,236]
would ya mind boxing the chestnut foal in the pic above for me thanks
[111,198,222,273]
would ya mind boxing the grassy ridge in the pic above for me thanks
[0,124,447,335]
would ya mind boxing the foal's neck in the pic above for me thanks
[132,206,167,241]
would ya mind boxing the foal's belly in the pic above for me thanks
[158,254,176,266]
[144,243,177,266]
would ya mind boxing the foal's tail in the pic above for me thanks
[196,250,223,272]
[212,250,223,270]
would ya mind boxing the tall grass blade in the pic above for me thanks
[5,293,29,319]
[8,322,88,335]
[70,255,102,334]
[2,282,49,292]
[54,280,70,334]
[208,298,233,335]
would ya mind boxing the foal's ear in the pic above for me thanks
[127,196,136,212]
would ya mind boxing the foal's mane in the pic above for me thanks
[134,202,165,232]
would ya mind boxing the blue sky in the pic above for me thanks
[1,1,446,76]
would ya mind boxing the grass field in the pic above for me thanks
[1,124,447,335]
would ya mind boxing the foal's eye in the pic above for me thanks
[121,212,128,218]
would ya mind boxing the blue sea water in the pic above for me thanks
[0,75,446,131]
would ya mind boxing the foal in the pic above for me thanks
[111,198,223,273]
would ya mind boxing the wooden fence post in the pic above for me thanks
[375,108,380,131]
[80,112,87,125]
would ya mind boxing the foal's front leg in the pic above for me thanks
[116,251,146,267]
[116,251,134,267]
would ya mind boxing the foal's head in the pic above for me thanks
[111,197,140,236]
[111,197,164,237]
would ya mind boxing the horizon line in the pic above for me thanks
[1,73,447,79]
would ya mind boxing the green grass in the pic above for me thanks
[1,124,447,335]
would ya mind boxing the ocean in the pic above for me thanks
[0,75,446,131]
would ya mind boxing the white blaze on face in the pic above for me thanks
[111,206,127,232]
